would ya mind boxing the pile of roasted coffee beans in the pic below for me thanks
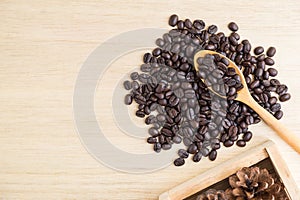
[196,53,243,100]
[123,14,291,166]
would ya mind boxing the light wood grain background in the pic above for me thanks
[0,1,299,199]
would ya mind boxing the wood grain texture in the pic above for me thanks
[0,1,300,200]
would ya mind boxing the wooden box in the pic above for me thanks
[159,141,300,200]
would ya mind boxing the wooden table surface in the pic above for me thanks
[0,1,299,199]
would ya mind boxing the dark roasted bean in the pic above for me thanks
[208,150,217,161]
[266,47,276,57]
[208,25,218,34]
[243,131,253,142]
[236,140,246,147]
[279,93,291,102]
[168,14,178,27]
[268,68,278,77]
[123,80,132,90]
[193,152,202,162]
[274,110,283,119]
[178,149,189,158]
[228,22,238,32]
[265,57,275,66]
[154,142,161,153]
[124,94,133,105]
[254,46,264,55]
[147,137,157,144]
[193,19,205,30]
[174,157,185,166]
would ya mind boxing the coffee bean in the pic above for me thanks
[271,103,281,112]
[148,127,159,136]
[136,110,145,118]
[193,152,202,162]
[154,142,161,153]
[268,68,278,77]
[155,38,164,47]
[184,19,193,29]
[228,22,238,32]
[243,131,253,142]
[177,20,184,30]
[173,136,182,144]
[266,47,276,57]
[162,144,172,150]
[255,68,263,77]
[187,144,198,154]
[193,19,205,30]
[279,93,291,102]
[178,149,189,159]
[208,150,217,161]
[143,53,151,63]
[124,94,133,105]
[123,80,132,90]
[236,140,246,147]
[274,110,283,119]
[174,158,185,166]
[265,57,275,66]
[169,14,178,27]
[147,137,157,144]
[224,140,234,147]
[152,48,162,56]
[276,84,288,95]
[254,46,264,55]
[208,25,218,34]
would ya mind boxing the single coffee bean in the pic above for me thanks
[274,110,283,119]
[168,14,178,27]
[243,131,253,142]
[193,19,205,30]
[228,22,238,32]
[236,140,246,147]
[136,110,145,118]
[147,137,157,144]
[173,136,182,144]
[208,25,218,34]
[279,93,291,102]
[268,68,278,77]
[184,18,193,29]
[177,20,184,29]
[162,143,172,150]
[130,72,139,80]
[154,142,161,153]
[193,152,202,162]
[143,53,151,63]
[276,84,288,95]
[123,80,132,90]
[265,57,275,66]
[187,143,198,154]
[174,157,185,166]
[148,127,159,136]
[152,48,162,56]
[124,94,133,105]
[224,140,234,147]
[254,46,264,55]
[178,149,189,158]
[208,150,217,161]
[266,47,276,57]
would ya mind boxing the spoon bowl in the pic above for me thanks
[194,50,300,154]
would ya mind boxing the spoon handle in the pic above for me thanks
[248,98,300,154]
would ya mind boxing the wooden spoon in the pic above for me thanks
[194,50,300,154]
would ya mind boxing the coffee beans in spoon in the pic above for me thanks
[123,14,291,166]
